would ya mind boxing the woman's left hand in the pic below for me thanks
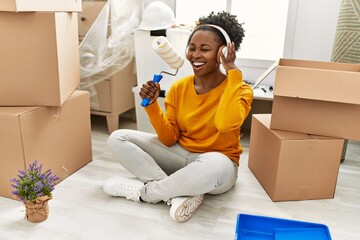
[220,42,239,72]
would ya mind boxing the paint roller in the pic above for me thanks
[141,36,184,107]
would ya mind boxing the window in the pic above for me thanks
[175,0,290,61]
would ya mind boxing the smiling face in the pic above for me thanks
[186,30,222,77]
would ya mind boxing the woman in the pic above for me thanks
[103,11,253,222]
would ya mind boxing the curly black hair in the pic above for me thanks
[191,11,245,51]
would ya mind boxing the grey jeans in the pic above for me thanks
[107,129,238,203]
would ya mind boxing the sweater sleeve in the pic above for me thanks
[144,94,180,146]
[214,69,254,132]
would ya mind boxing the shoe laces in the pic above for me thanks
[126,190,141,202]
[118,183,141,202]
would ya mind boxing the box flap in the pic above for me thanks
[0,0,82,12]
[253,114,313,140]
[253,60,279,88]
[255,114,343,141]
[274,58,360,105]
[56,13,80,104]
[279,58,360,71]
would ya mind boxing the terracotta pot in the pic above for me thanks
[24,195,52,223]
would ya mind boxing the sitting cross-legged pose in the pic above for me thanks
[103,11,253,222]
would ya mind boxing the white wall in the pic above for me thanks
[285,0,341,61]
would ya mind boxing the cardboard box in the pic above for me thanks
[269,58,360,140]
[0,0,82,12]
[248,114,344,202]
[0,12,80,106]
[0,90,92,200]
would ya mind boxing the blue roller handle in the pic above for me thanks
[141,74,163,107]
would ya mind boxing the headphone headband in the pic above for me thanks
[198,24,231,45]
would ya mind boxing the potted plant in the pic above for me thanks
[10,160,60,223]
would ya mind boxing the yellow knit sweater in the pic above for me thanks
[144,69,253,165]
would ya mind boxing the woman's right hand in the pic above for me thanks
[220,42,239,73]
[139,80,161,105]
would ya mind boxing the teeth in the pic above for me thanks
[193,62,205,67]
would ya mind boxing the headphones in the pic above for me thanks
[186,24,231,61]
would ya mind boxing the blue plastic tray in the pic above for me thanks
[235,214,332,240]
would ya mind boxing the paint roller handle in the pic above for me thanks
[141,74,163,107]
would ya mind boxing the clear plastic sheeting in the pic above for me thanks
[78,0,141,110]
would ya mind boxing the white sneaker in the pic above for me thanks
[169,195,204,222]
[102,176,144,202]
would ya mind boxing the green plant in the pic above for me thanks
[10,160,60,203]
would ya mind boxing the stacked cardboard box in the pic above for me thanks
[248,58,360,201]
[0,1,92,199]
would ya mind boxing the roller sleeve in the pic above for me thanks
[152,36,184,70]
